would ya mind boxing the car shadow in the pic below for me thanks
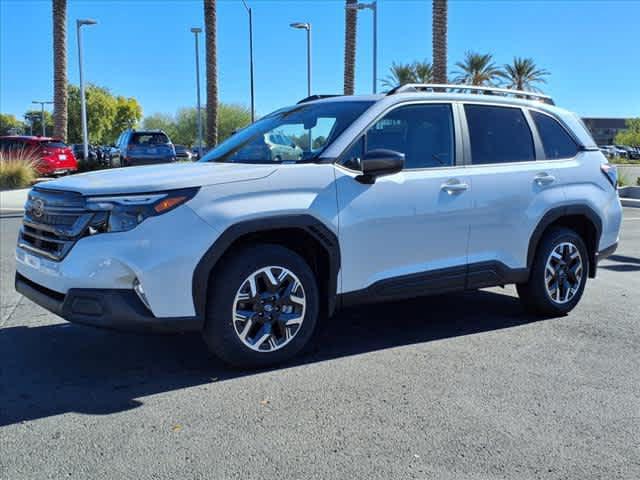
[0,289,543,427]
[599,254,640,272]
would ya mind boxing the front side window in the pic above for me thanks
[201,101,374,164]
[359,103,455,169]
[465,105,535,164]
[531,111,578,159]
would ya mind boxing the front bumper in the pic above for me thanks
[15,273,202,333]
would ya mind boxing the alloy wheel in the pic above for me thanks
[544,242,584,304]
[232,266,306,352]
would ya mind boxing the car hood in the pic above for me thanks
[35,162,277,196]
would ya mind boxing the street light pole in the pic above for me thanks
[31,100,53,136]
[346,1,377,93]
[76,19,97,161]
[241,0,255,123]
[290,22,312,97]
[190,27,203,155]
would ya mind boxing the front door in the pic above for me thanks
[335,102,473,299]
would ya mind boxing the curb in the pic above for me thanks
[620,198,640,208]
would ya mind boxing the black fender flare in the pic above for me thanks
[192,214,341,319]
[527,205,602,277]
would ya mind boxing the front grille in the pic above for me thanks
[19,188,98,261]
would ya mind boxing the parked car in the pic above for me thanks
[599,145,617,158]
[14,85,622,368]
[174,145,193,161]
[72,144,99,162]
[0,136,77,176]
[607,145,629,159]
[191,145,208,160]
[616,145,640,160]
[230,131,303,162]
[114,129,176,166]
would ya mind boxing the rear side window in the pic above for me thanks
[465,105,535,164]
[531,111,578,159]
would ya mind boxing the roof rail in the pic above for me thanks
[297,94,341,104]
[387,83,554,105]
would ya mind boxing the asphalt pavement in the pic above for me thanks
[1,210,639,479]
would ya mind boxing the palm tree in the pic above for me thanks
[432,0,447,84]
[204,0,218,146]
[382,61,432,89]
[52,0,67,141]
[343,0,357,95]
[503,57,549,92]
[453,51,505,86]
[382,62,416,88]
[413,61,433,83]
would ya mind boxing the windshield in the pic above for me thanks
[201,100,373,164]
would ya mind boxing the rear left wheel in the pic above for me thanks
[202,244,319,368]
[517,227,588,316]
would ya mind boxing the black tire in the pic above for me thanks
[202,244,319,368]
[517,227,589,316]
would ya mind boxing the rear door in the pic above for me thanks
[462,104,566,284]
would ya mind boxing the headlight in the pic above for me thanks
[85,187,199,233]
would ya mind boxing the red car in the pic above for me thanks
[0,135,78,176]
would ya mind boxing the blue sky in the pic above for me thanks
[1,0,639,120]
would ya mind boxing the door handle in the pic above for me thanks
[534,173,556,185]
[441,180,469,194]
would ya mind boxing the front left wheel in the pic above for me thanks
[202,244,319,368]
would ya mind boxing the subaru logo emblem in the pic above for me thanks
[32,198,45,218]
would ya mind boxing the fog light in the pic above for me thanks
[133,278,151,311]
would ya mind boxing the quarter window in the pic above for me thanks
[363,103,455,169]
[465,105,535,164]
[531,111,578,159]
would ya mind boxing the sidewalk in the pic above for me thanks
[0,188,29,216]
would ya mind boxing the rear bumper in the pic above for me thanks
[125,156,176,166]
[15,273,202,333]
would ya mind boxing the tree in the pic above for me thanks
[432,0,448,84]
[23,110,54,136]
[0,114,25,135]
[52,0,68,141]
[382,61,432,88]
[615,118,640,146]
[218,103,251,141]
[343,0,357,95]
[67,84,142,144]
[143,113,178,141]
[109,96,143,141]
[453,51,505,86]
[204,0,218,146]
[143,104,250,147]
[503,57,549,92]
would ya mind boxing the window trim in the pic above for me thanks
[461,102,537,167]
[527,108,580,161]
[336,100,463,172]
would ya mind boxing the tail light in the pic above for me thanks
[600,163,618,189]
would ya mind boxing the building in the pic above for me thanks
[582,118,629,146]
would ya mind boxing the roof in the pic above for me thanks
[0,135,60,141]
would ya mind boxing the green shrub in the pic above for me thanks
[636,177,640,186]
[0,149,38,189]
[617,173,629,187]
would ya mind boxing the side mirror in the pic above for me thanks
[356,149,404,184]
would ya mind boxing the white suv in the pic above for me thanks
[15,85,622,368]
